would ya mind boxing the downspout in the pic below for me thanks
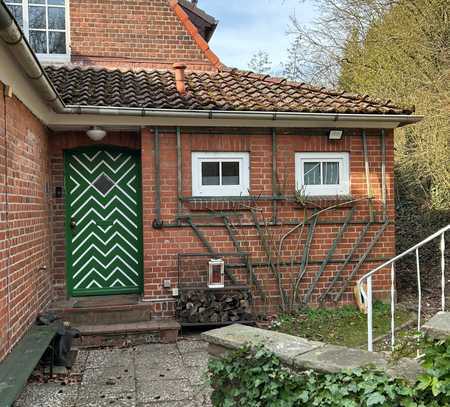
[271,128,278,223]
[381,129,387,221]
[2,85,11,354]
[176,127,182,219]
[152,127,163,229]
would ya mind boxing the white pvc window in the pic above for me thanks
[5,0,70,63]
[295,152,350,196]
[192,152,250,197]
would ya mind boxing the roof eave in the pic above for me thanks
[55,105,423,128]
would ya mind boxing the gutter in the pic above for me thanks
[62,105,423,126]
[0,2,423,127]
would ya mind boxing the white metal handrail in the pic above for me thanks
[357,224,449,352]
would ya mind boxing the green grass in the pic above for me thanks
[272,302,413,348]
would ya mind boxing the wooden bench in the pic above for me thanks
[0,325,57,407]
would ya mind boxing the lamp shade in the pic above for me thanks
[86,126,107,141]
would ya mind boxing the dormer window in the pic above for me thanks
[5,0,69,63]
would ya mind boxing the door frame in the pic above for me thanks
[63,145,144,297]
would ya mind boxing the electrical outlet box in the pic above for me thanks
[163,279,171,288]
[172,287,179,296]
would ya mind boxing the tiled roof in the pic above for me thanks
[44,65,414,115]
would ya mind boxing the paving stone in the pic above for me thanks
[134,343,178,355]
[71,349,89,374]
[423,311,450,340]
[136,379,194,403]
[181,351,209,368]
[135,363,189,381]
[177,339,209,354]
[78,383,135,401]
[186,365,209,386]
[82,365,135,390]
[136,401,198,407]
[193,384,213,406]
[76,392,136,407]
[85,348,134,369]
[16,342,211,407]
[13,383,79,407]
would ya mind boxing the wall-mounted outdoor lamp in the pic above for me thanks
[86,126,107,141]
[208,258,225,288]
[328,130,343,140]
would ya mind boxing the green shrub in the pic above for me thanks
[208,338,450,406]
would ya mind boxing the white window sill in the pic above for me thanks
[37,54,71,65]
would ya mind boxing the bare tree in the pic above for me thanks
[284,0,397,86]
[248,50,273,74]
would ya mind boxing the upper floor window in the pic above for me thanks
[5,0,69,62]
[295,152,350,196]
[192,152,250,197]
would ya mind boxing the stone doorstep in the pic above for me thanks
[422,311,450,340]
[74,320,180,347]
[201,324,423,383]
[48,302,154,326]
[78,320,180,335]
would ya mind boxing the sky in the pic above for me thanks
[200,0,317,72]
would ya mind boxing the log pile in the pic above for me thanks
[177,289,253,324]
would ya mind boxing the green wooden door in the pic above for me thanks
[65,147,143,296]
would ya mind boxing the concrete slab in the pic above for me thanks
[176,339,209,354]
[201,323,324,365]
[76,391,136,407]
[423,312,450,340]
[136,378,194,403]
[386,357,424,383]
[293,344,388,373]
[135,364,189,381]
[85,348,134,369]
[81,365,135,389]
[15,340,209,407]
[14,383,78,407]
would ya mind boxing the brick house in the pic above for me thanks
[0,0,421,361]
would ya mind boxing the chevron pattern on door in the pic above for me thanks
[65,148,142,296]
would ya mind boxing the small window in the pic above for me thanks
[192,152,250,197]
[295,152,349,196]
[5,0,70,62]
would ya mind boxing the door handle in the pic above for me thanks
[70,218,77,230]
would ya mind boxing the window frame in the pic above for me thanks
[5,0,70,63]
[295,152,350,196]
[191,152,250,197]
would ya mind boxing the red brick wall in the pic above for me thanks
[49,127,395,317]
[69,0,216,71]
[0,83,53,361]
[139,127,395,317]
[49,132,141,299]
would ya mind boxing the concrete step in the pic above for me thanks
[423,311,450,340]
[74,320,180,347]
[49,302,153,326]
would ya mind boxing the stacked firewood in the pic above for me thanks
[177,289,253,324]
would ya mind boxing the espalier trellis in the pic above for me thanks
[152,127,389,315]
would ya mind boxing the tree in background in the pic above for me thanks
[286,0,449,213]
[248,50,273,74]
[285,0,449,288]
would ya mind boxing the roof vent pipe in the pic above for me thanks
[173,63,187,96]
